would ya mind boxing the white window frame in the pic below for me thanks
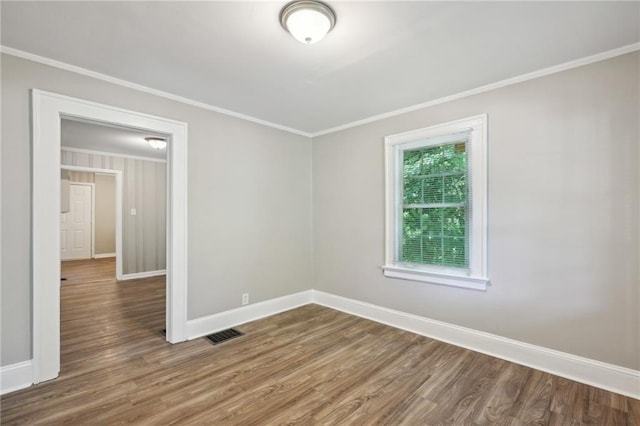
[383,114,489,291]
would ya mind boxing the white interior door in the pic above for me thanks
[61,184,93,260]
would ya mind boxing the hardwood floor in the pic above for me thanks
[1,258,638,425]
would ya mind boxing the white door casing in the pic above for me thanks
[32,90,188,384]
[61,184,93,261]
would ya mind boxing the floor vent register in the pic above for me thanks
[204,328,244,345]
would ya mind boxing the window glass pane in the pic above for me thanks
[443,236,466,267]
[444,173,466,203]
[442,207,467,268]
[422,176,443,204]
[403,150,423,204]
[403,150,421,175]
[403,176,422,204]
[401,208,422,263]
[401,207,467,268]
[420,145,443,174]
[400,140,468,269]
[422,235,442,265]
[423,208,442,237]
[442,207,466,236]
[441,142,466,172]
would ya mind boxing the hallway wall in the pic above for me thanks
[62,151,166,273]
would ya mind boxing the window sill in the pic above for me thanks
[382,264,489,291]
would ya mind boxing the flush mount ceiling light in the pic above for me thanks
[280,0,336,45]
[145,137,167,150]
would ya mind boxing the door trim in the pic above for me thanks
[32,90,188,384]
[62,166,124,278]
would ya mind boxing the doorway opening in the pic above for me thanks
[58,119,170,374]
[60,165,123,277]
[31,90,188,384]
[60,117,169,281]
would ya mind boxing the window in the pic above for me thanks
[383,115,488,290]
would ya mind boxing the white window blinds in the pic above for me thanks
[400,131,470,269]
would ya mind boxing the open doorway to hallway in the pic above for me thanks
[31,89,188,384]
[61,118,168,279]
[59,118,168,375]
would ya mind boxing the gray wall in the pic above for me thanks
[312,52,639,370]
[2,50,636,372]
[94,173,116,256]
[62,153,167,273]
[1,53,313,365]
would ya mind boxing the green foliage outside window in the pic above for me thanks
[401,142,468,268]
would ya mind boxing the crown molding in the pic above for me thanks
[3,43,638,139]
[311,42,640,137]
[0,46,313,138]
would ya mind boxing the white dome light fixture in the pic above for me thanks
[280,0,336,45]
[145,137,167,150]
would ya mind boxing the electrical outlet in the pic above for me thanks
[242,293,249,305]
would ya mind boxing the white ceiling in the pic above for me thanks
[2,2,639,135]
[61,119,168,160]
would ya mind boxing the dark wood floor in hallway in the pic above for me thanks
[1,258,638,425]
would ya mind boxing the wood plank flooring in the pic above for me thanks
[1,258,638,425]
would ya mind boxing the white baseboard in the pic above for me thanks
[310,290,640,400]
[186,290,313,340]
[119,269,166,280]
[0,360,33,395]
[9,288,634,399]
[93,253,116,259]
